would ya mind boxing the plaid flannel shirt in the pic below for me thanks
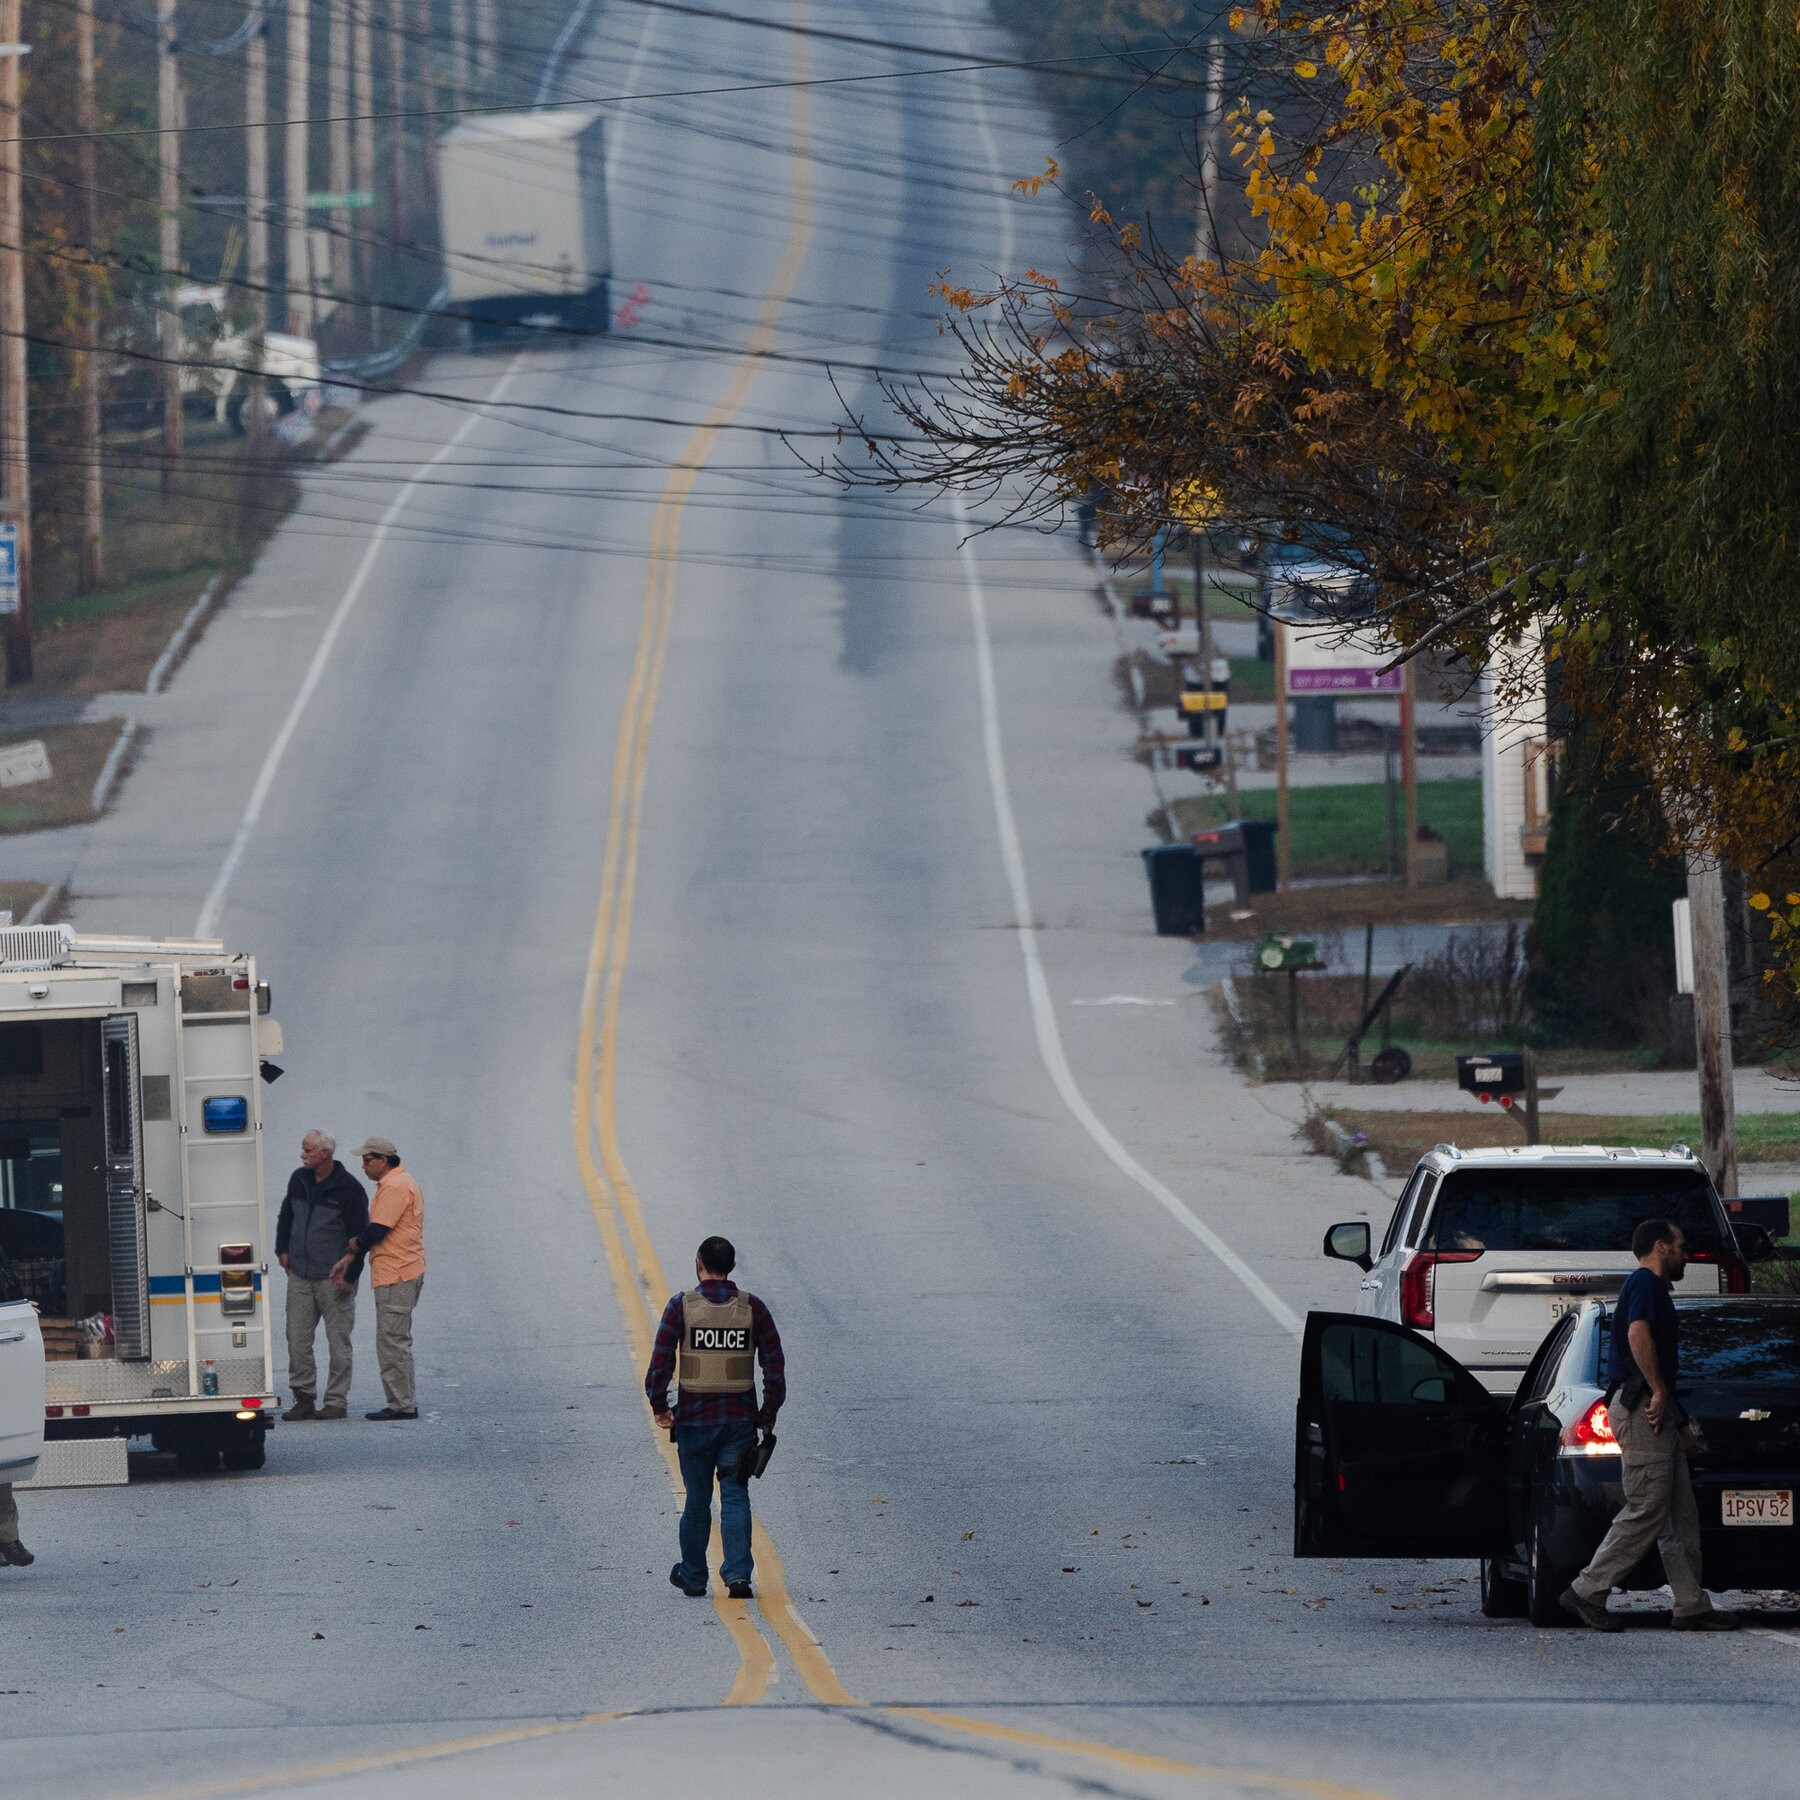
[645,1278,785,1429]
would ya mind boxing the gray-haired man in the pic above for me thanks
[274,1131,368,1421]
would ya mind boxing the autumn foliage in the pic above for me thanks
[842,0,1800,998]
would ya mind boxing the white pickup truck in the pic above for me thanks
[0,924,282,1473]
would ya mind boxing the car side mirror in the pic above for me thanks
[1734,1222,1774,1262]
[1323,1221,1373,1272]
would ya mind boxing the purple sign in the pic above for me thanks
[1288,667,1403,694]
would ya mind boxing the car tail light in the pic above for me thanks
[1560,1398,1621,1455]
[1399,1251,1479,1328]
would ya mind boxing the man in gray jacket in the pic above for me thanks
[275,1131,368,1421]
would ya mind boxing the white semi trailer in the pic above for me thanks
[438,107,612,338]
[0,925,282,1473]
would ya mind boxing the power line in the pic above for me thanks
[5,41,1194,148]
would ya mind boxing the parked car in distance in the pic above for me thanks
[0,1289,45,1488]
[1322,1144,1759,1393]
[1294,1299,1800,1625]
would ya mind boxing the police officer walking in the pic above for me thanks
[646,1236,784,1600]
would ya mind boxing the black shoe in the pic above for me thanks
[670,1564,706,1598]
[727,1581,753,1600]
[1672,1610,1742,1631]
[0,1539,34,1567]
[364,1407,418,1421]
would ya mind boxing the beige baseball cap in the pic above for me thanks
[352,1136,398,1160]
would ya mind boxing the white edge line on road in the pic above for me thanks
[952,32,1302,1344]
[954,492,1303,1344]
[194,353,529,940]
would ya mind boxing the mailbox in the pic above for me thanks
[1256,933,1317,971]
[1456,1051,1525,1095]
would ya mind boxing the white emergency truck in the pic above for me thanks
[0,925,281,1474]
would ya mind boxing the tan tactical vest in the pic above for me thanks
[679,1289,755,1394]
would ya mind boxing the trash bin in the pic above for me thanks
[1228,818,1279,894]
[1293,695,1337,753]
[1140,844,1207,936]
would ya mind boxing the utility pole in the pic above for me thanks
[1401,656,1419,887]
[416,0,439,235]
[158,0,184,496]
[1688,857,1739,1196]
[328,0,350,300]
[247,6,269,332]
[450,0,469,113]
[385,0,404,299]
[1193,35,1225,266]
[476,0,495,82]
[354,0,374,335]
[286,0,311,335]
[1275,620,1289,892]
[0,17,30,682]
[77,0,104,591]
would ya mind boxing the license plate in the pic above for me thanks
[1549,1299,1583,1318]
[1721,1489,1793,1526]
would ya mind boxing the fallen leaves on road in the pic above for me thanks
[311,1632,324,1640]
[962,1531,975,1540]
[1062,1567,1078,1573]
[956,1600,979,1607]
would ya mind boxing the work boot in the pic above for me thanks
[669,1564,706,1598]
[281,1395,317,1422]
[0,1538,35,1567]
[1559,1586,1624,1632]
[316,1403,347,1420]
[1672,1610,1741,1630]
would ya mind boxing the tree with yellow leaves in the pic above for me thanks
[840,0,1800,1000]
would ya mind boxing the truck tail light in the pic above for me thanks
[1560,1398,1621,1455]
[1399,1251,1479,1328]
[1720,1253,1750,1295]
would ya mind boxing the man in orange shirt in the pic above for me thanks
[330,1137,425,1421]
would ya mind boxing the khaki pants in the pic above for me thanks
[374,1276,423,1412]
[286,1276,356,1408]
[0,1480,16,1544]
[1571,1397,1715,1619]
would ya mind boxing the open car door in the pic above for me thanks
[1295,1311,1508,1559]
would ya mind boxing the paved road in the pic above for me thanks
[7,3,1800,1797]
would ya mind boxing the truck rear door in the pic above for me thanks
[101,1012,151,1360]
[0,1297,44,1482]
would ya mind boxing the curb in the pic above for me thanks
[21,875,68,927]
[145,575,222,695]
[91,718,139,815]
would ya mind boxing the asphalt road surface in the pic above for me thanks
[9,3,1800,1796]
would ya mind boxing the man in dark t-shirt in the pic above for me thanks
[1560,1218,1737,1632]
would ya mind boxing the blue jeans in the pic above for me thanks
[675,1421,757,1589]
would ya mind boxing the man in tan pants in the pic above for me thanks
[1561,1219,1738,1632]
[331,1138,425,1421]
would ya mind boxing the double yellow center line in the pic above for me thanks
[568,11,853,1711]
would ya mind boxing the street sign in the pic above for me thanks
[305,190,374,209]
[0,519,19,615]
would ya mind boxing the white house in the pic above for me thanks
[1480,654,1550,901]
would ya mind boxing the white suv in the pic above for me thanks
[1323,1144,1750,1392]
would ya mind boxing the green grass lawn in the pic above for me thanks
[1176,777,1482,877]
